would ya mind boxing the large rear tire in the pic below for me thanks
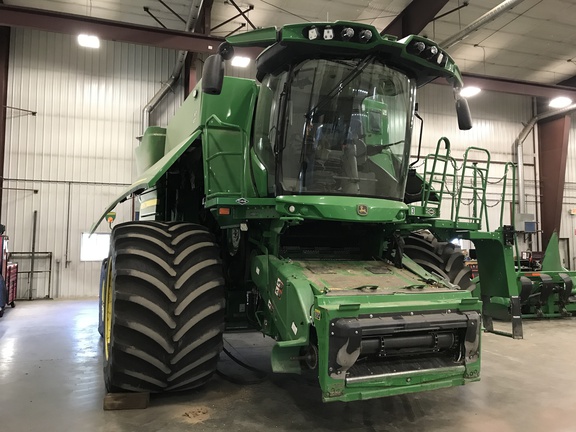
[404,232,473,290]
[103,221,225,392]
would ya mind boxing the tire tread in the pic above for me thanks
[104,221,225,393]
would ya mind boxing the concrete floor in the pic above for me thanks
[1,300,575,432]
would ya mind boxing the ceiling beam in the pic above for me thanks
[0,4,224,53]
[557,76,576,88]
[381,0,449,38]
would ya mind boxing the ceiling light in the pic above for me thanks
[77,34,100,49]
[549,96,572,108]
[460,86,481,98]
[231,56,250,68]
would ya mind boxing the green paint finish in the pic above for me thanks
[407,205,439,218]
[94,20,488,402]
[467,230,519,299]
[276,196,407,222]
[315,291,479,311]
[204,197,277,208]
[165,78,258,154]
[250,148,269,197]
[204,116,246,199]
[431,220,481,231]
[135,126,166,176]
[91,78,258,233]
[251,255,315,345]
[249,248,481,401]
[326,375,471,403]
[273,24,463,88]
[541,232,566,272]
[227,26,278,47]
[205,198,280,227]
[361,98,389,146]
[271,340,307,374]
[90,129,202,234]
[398,35,463,87]
[313,292,481,402]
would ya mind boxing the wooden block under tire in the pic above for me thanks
[103,392,150,410]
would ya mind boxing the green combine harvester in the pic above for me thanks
[93,21,575,402]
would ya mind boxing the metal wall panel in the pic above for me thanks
[559,113,576,269]
[416,85,537,239]
[4,28,182,298]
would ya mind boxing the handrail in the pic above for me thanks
[422,137,451,209]
[455,146,490,229]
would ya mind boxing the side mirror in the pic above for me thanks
[202,54,224,95]
[455,97,472,130]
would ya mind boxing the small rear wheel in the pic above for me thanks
[103,221,226,392]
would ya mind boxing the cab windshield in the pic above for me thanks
[253,57,415,201]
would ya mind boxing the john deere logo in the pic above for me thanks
[357,204,368,216]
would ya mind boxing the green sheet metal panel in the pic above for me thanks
[275,195,407,223]
[135,126,166,176]
[203,116,245,199]
[165,77,258,154]
[90,129,202,233]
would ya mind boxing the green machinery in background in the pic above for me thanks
[93,22,574,402]
[407,143,576,338]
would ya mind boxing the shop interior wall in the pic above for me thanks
[3,28,183,298]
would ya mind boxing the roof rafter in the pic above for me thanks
[0,3,223,53]
[381,0,450,38]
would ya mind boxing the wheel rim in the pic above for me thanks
[104,261,113,361]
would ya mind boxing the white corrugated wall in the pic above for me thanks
[415,84,537,249]
[3,28,183,298]
[561,113,576,269]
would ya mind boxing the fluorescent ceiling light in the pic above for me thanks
[549,96,572,108]
[460,86,481,98]
[77,34,100,49]
[231,56,250,68]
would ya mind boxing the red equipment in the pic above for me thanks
[0,234,17,317]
